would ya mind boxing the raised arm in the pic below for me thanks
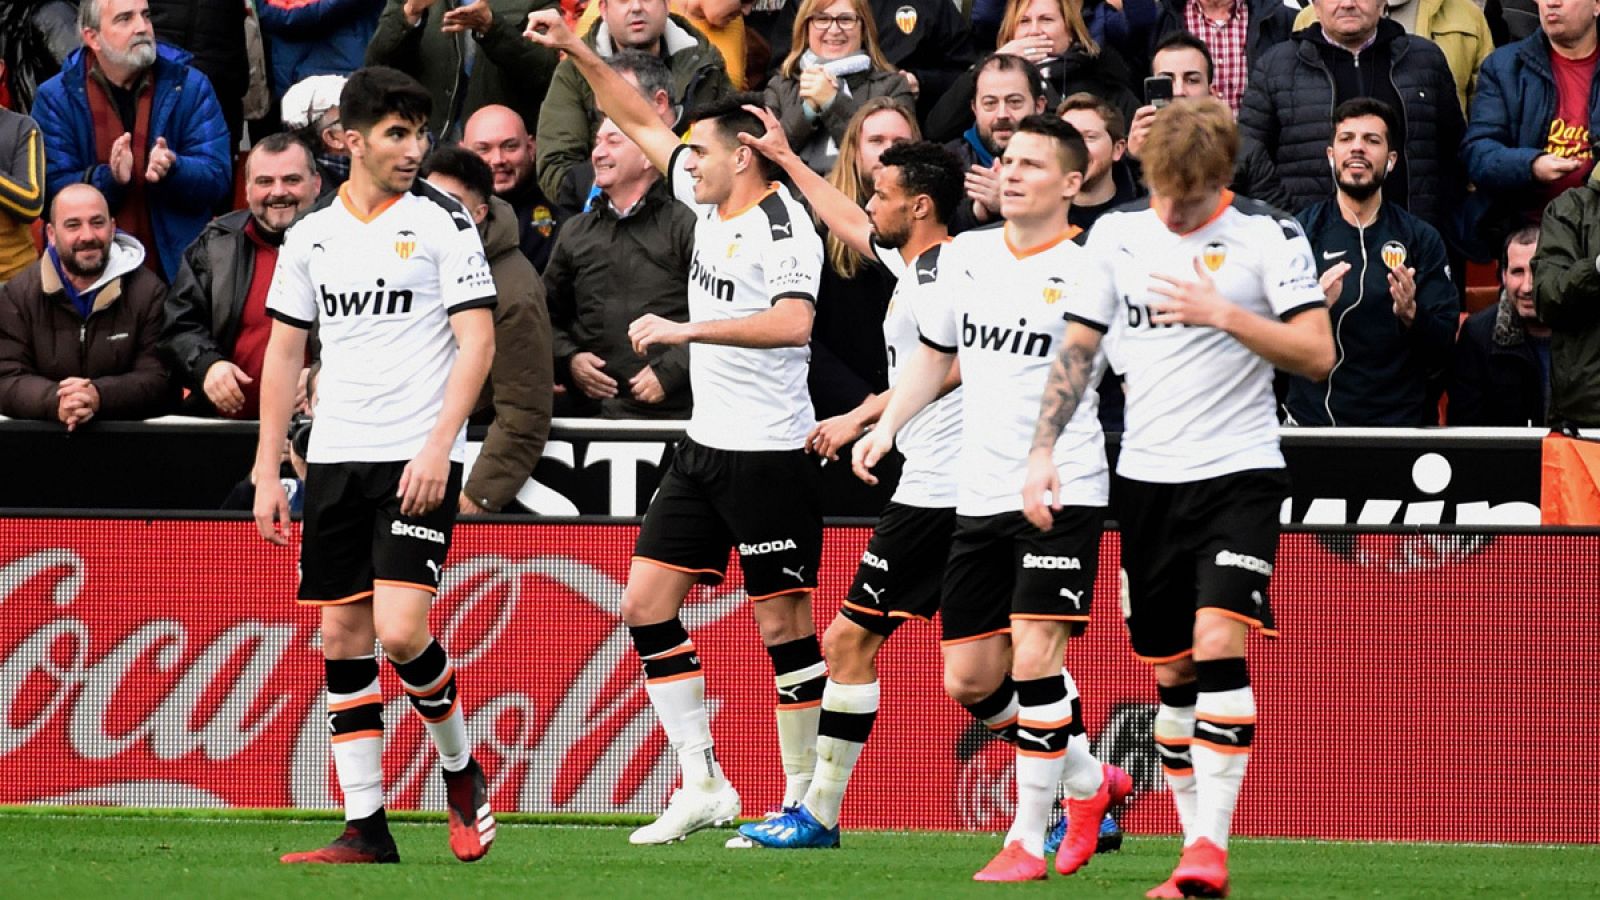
[524,10,680,174]
[737,104,875,259]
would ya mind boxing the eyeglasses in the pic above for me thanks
[809,13,861,31]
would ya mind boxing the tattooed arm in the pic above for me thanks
[1022,323,1105,531]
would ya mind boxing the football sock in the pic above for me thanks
[1192,658,1254,850]
[326,656,385,822]
[1155,681,1199,843]
[1006,674,1072,857]
[1058,668,1104,799]
[768,636,827,807]
[391,639,470,772]
[630,619,723,789]
[962,675,1020,743]
[804,678,879,828]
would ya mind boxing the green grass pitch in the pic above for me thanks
[0,808,1590,898]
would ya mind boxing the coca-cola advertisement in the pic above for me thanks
[0,520,1594,842]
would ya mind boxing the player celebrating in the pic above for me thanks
[525,12,828,845]
[253,67,498,864]
[854,114,1131,882]
[1024,98,1334,898]
[729,114,965,849]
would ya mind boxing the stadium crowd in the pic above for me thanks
[0,0,1597,498]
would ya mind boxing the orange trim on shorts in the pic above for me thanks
[374,579,437,595]
[296,589,374,607]
[1197,606,1279,636]
[1017,747,1069,759]
[1018,716,1073,731]
[1197,713,1257,726]
[749,586,814,602]
[778,699,823,710]
[1010,613,1090,622]
[841,599,887,617]
[940,628,1012,647]
[631,555,726,578]
[402,667,453,697]
[646,671,704,685]
[1137,648,1195,665]
[331,729,382,743]
[1191,739,1252,755]
[328,693,382,712]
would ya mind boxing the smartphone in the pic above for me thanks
[1144,75,1174,109]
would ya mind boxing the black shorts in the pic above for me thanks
[840,503,956,637]
[633,438,823,600]
[297,460,463,605]
[939,507,1104,644]
[1114,468,1287,662]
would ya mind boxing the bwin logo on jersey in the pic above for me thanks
[320,278,413,316]
[739,539,798,556]
[391,521,447,544]
[690,252,736,302]
[961,312,1052,357]
[1022,553,1081,570]
[861,550,889,571]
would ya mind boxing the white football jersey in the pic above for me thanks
[1081,192,1324,482]
[668,145,823,450]
[872,240,961,509]
[267,181,495,464]
[914,224,1109,517]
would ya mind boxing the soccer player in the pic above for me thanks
[730,115,965,849]
[854,114,1131,883]
[252,67,498,865]
[1023,97,1334,898]
[525,12,828,845]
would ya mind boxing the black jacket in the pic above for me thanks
[543,179,695,418]
[1285,199,1459,426]
[1239,21,1465,239]
[1233,139,1293,211]
[1150,0,1296,65]
[925,44,1140,144]
[159,209,257,406]
[809,250,895,418]
[1449,294,1547,426]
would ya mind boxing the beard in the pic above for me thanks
[872,221,911,249]
[1335,165,1386,201]
[61,240,109,280]
[982,118,1017,155]
[100,36,157,72]
[253,195,302,232]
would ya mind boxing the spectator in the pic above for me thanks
[544,116,696,419]
[1060,92,1139,231]
[925,0,1140,142]
[810,97,916,417]
[1462,0,1600,253]
[1126,32,1291,210]
[255,0,382,101]
[160,134,320,419]
[280,73,350,196]
[33,0,232,283]
[764,0,913,175]
[0,4,70,114]
[0,183,172,426]
[536,0,734,204]
[1533,165,1600,428]
[421,145,554,512]
[147,0,248,155]
[1451,225,1548,425]
[1285,99,1457,427]
[754,0,977,119]
[945,52,1046,233]
[1081,0,1161,76]
[1149,0,1296,114]
[0,103,44,284]
[575,0,751,89]
[1238,0,1464,238]
[366,0,560,141]
[541,50,680,219]
[1289,0,1492,114]
[464,103,561,271]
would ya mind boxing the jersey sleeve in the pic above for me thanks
[910,246,961,353]
[1065,224,1120,333]
[265,225,317,329]
[1262,215,1325,320]
[763,220,823,304]
[438,213,497,315]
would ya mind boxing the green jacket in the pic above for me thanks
[1534,169,1600,428]
[535,14,733,202]
[366,0,560,139]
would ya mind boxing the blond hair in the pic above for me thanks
[1141,98,1237,199]
[824,98,921,278]
[997,0,1098,57]
[780,0,895,78]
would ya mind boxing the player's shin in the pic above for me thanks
[1191,658,1254,849]
[768,635,827,807]
[631,619,725,788]
[1006,674,1073,857]
[1058,668,1104,799]
[1154,681,1200,843]
[804,679,879,828]
[327,656,386,825]
[962,675,1020,743]
[390,639,470,772]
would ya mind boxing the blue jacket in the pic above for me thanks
[1460,30,1600,248]
[34,44,232,282]
[256,0,383,99]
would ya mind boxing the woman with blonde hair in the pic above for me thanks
[763,0,914,174]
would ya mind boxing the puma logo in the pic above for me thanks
[1196,721,1243,742]
[425,559,441,584]
[776,685,800,702]
[782,565,806,582]
[1016,728,1056,749]
[861,583,885,604]
[415,693,455,709]
[1059,588,1083,603]
[916,266,938,280]
[771,221,792,236]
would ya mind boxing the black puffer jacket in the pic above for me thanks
[1238,21,1464,238]
[148,0,247,128]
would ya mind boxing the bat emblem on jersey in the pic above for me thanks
[782,565,807,582]
[1041,276,1066,305]
[1202,241,1227,272]
[395,230,417,260]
